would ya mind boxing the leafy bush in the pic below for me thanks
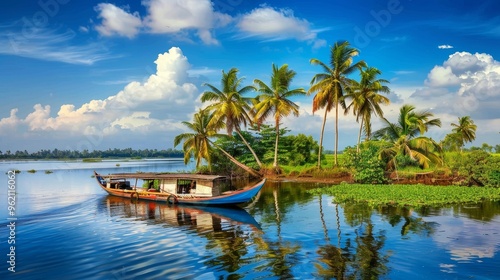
[452,150,500,187]
[342,143,387,184]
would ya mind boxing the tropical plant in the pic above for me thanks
[452,150,500,187]
[253,64,306,169]
[451,116,477,150]
[309,41,366,167]
[201,68,263,168]
[174,109,260,177]
[342,142,387,184]
[345,66,390,152]
[373,104,443,171]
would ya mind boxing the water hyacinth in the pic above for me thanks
[308,184,500,207]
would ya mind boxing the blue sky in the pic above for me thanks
[1,0,499,153]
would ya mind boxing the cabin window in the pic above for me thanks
[177,179,196,194]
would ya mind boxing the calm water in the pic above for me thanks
[1,160,499,279]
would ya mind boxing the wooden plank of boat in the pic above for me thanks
[94,171,266,206]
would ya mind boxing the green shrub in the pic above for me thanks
[452,150,500,187]
[342,144,387,184]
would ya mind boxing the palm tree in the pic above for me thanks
[254,64,306,169]
[201,68,263,168]
[174,109,260,178]
[345,66,390,152]
[451,116,477,150]
[373,104,443,171]
[309,41,366,167]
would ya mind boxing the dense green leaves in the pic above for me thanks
[451,150,500,187]
[342,142,387,184]
[309,184,500,207]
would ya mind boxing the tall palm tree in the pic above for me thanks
[309,41,366,167]
[451,116,477,150]
[254,64,306,169]
[174,109,260,178]
[345,66,390,152]
[201,68,263,168]
[373,104,443,170]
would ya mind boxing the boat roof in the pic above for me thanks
[100,172,226,181]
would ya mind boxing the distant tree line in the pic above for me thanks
[0,148,183,159]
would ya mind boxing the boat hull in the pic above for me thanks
[94,171,265,206]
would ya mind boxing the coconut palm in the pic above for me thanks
[309,41,366,167]
[451,116,477,149]
[373,104,443,170]
[201,68,263,168]
[254,64,306,169]
[174,109,260,178]
[345,66,390,152]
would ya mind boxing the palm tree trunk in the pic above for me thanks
[334,105,339,167]
[211,141,261,178]
[317,109,328,168]
[357,118,364,153]
[235,128,263,168]
[274,118,279,169]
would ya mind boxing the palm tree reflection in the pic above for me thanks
[315,199,390,279]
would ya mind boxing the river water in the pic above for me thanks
[0,159,499,279]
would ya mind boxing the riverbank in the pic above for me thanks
[264,172,458,186]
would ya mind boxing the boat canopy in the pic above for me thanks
[100,173,226,181]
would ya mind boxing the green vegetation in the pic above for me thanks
[27,169,37,173]
[82,158,102,162]
[450,150,500,187]
[253,64,306,168]
[0,148,183,160]
[45,170,53,174]
[308,184,500,207]
[309,41,367,167]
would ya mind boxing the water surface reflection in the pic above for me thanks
[0,163,499,279]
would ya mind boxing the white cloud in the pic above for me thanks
[0,109,21,132]
[94,3,142,38]
[237,6,324,47]
[142,0,231,45]
[425,66,461,87]
[0,26,110,65]
[409,51,500,145]
[1,47,200,145]
[438,44,454,49]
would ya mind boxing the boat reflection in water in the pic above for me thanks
[103,195,262,232]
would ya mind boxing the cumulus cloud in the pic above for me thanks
[0,109,21,132]
[0,47,199,145]
[237,6,325,47]
[94,3,142,38]
[92,1,326,47]
[425,66,461,87]
[410,51,500,145]
[142,0,231,45]
[438,44,453,49]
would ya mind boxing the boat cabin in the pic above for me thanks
[102,173,230,197]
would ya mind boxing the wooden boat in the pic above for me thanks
[94,171,266,206]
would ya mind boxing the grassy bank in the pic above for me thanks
[309,183,500,207]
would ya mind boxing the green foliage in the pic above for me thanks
[308,183,500,207]
[243,123,319,167]
[142,179,161,190]
[0,148,183,160]
[440,133,462,152]
[342,142,387,184]
[452,150,500,187]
